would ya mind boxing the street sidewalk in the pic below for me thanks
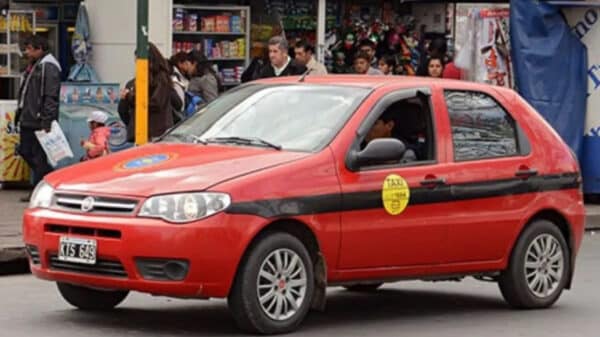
[1,189,600,270]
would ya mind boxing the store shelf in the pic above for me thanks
[173,31,246,36]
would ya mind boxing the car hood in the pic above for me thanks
[46,143,309,197]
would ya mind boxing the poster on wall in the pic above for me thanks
[0,101,30,183]
[455,5,513,88]
[564,8,600,193]
[58,83,128,168]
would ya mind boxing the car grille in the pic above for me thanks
[45,224,122,239]
[49,254,128,278]
[53,193,138,215]
[26,245,41,265]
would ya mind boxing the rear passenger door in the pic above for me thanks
[441,89,538,264]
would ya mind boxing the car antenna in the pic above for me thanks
[299,68,313,82]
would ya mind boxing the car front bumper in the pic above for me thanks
[22,208,261,298]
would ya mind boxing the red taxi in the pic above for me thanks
[23,76,585,334]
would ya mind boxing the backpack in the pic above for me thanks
[184,91,205,118]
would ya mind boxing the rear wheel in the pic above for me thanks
[228,232,315,334]
[343,283,383,292]
[57,282,129,310]
[498,220,570,309]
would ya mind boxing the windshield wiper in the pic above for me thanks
[206,136,282,150]
[187,134,207,145]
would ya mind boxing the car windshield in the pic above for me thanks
[162,84,370,152]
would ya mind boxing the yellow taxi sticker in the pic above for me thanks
[382,174,410,215]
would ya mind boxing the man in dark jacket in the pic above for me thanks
[16,35,61,202]
[259,36,307,78]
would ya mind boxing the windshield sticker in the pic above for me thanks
[382,174,410,215]
[115,153,177,171]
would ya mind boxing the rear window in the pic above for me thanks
[444,90,519,161]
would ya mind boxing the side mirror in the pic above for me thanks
[354,138,406,168]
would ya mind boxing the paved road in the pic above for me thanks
[2,233,600,337]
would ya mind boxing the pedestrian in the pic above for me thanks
[148,43,181,138]
[331,51,352,74]
[378,54,397,76]
[169,52,190,121]
[15,35,61,202]
[294,40,327,75]
[426,57,444,78]
[81,110,111,161]
[358,39,378,69]
[119,43,182,142]
[443,60,463,80]
[353,51,383,75]
[188,50,220,103]
[417,37,447,76]
[259,36,307,78]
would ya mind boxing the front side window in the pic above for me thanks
[444,90,518,161]
[163,84,370,152]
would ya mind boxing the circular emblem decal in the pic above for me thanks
[382,174,410,215]
[81,197,95,212]
[115,153,177,172]
[108,121,128,147]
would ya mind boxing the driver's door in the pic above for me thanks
[337,88,452,270]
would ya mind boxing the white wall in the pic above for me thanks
[564,8,600,137]
[84,0,172,86]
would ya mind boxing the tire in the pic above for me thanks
[498,219,570,309]
[344,283,383,292]
[57,282,129,310]
[228,232,315,334]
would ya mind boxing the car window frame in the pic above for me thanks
[443,89,531,163]
[345,87,438,172]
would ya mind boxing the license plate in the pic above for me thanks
[58,237,97,265]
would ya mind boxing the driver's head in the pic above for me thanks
[365,110,395,144]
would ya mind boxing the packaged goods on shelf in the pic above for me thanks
[201,16,216,32]
[231,16,243,33]
[216,16,230,33]
[173,8,185,31]
[185,13,198,32]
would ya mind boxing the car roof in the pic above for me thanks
[253,75,517,98]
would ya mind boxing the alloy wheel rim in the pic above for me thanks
[524,234,564,298]
[256,248,307,321]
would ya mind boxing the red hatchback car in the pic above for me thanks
[23,76,584,334]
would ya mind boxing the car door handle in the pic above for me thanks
[515,169,538,178]
[420,178,446,187]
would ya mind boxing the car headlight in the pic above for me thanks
[29,181,54,209]
[138,192,231,223]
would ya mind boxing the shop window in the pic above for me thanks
[444,90,518,161]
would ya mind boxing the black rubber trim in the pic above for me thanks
[226,173,580,218]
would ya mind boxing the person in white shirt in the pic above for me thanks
[294,40,328,75]
[259,36,307,78]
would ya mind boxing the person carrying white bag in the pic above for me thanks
[15,35,62,203]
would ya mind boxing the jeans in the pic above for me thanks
[18,127,54,187]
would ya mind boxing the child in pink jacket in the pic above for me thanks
[81,110,111,161]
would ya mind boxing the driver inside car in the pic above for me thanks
[362,109,417,163]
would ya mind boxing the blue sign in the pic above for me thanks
[116,154,176,171]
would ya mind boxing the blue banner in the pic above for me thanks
[510,1,588,159]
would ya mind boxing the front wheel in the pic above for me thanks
[57,282,129,310]
[228,232,315,334]
[498,220,570,309]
